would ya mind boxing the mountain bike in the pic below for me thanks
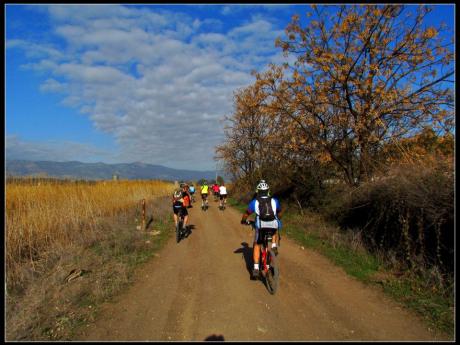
[176,209,186,243]
[244,220,279,294]
[201,195,209,211]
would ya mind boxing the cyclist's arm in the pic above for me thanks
[241,209,252,223]
[277,207,283,219]
[241,200,256,223]
[274,198,283,219]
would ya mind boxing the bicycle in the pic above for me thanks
[201,195,209,211]
[176,209,186,243]
[219,197,227,211]
[219,196,226,211]
[244,220,279,294]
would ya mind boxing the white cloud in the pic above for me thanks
[7,4,288,170]
[39,78,67,93]
[7,39,65,60]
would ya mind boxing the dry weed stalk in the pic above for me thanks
[5,179,174,289]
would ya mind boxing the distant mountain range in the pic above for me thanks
[5,160,222,182]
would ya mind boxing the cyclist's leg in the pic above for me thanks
[182,207,189,226]
[253,227,261,269]
[272,232,278,247]
[253,243,261,267]
[173,213,178,227]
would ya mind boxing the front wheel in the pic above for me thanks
[265,250,279,294]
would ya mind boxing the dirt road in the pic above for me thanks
[77,199,447,341]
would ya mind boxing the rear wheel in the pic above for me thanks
[265,250,279,294]
[176,219,183,243]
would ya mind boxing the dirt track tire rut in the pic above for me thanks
[76,201,448,341]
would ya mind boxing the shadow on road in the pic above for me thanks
[204,334,225,341]
[177,224,196,243]
[184,224,196,239]
[233,242,253,279]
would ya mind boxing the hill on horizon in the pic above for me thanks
[5,160,223,182]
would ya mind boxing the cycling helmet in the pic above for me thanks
[256,181,269,191]
[174,190,182,198]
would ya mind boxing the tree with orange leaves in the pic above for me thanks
[272,4,454,185]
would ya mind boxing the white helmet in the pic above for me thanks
[174,190,182,198]
[256,181,269,191]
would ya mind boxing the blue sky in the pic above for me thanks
[5,4,455,171]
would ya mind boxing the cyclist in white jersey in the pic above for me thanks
[219,183,228,208]
[241,181,282,278]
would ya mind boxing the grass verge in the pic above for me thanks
[6,196,174,341]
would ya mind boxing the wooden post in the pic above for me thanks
[141,199,146,230]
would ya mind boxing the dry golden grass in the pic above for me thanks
[5,179,175,290]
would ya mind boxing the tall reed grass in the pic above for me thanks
[5,179,175,290]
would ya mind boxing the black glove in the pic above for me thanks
[241,219,247,225]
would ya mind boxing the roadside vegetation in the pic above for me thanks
[5,178,175,340]
[220,4,454,338]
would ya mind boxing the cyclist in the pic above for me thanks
[189,183,196,202]
[180,182,191,208]
[212,182,220,201]
[219,182,228,209]
[172,190,188,230]
[200,180,209,208]
[241,181,282,279]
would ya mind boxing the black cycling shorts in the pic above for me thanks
[201,193,208,199]
[254,228,277,245]
[173,206,188,215]
[219,194,227,200]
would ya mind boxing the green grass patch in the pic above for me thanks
[381,276,454,335]
[227,197,248,213]
[282,212,380,281]
[324,243,380,281]
[126,219,173,268]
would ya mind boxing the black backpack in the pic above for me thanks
[257,196,275,221]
